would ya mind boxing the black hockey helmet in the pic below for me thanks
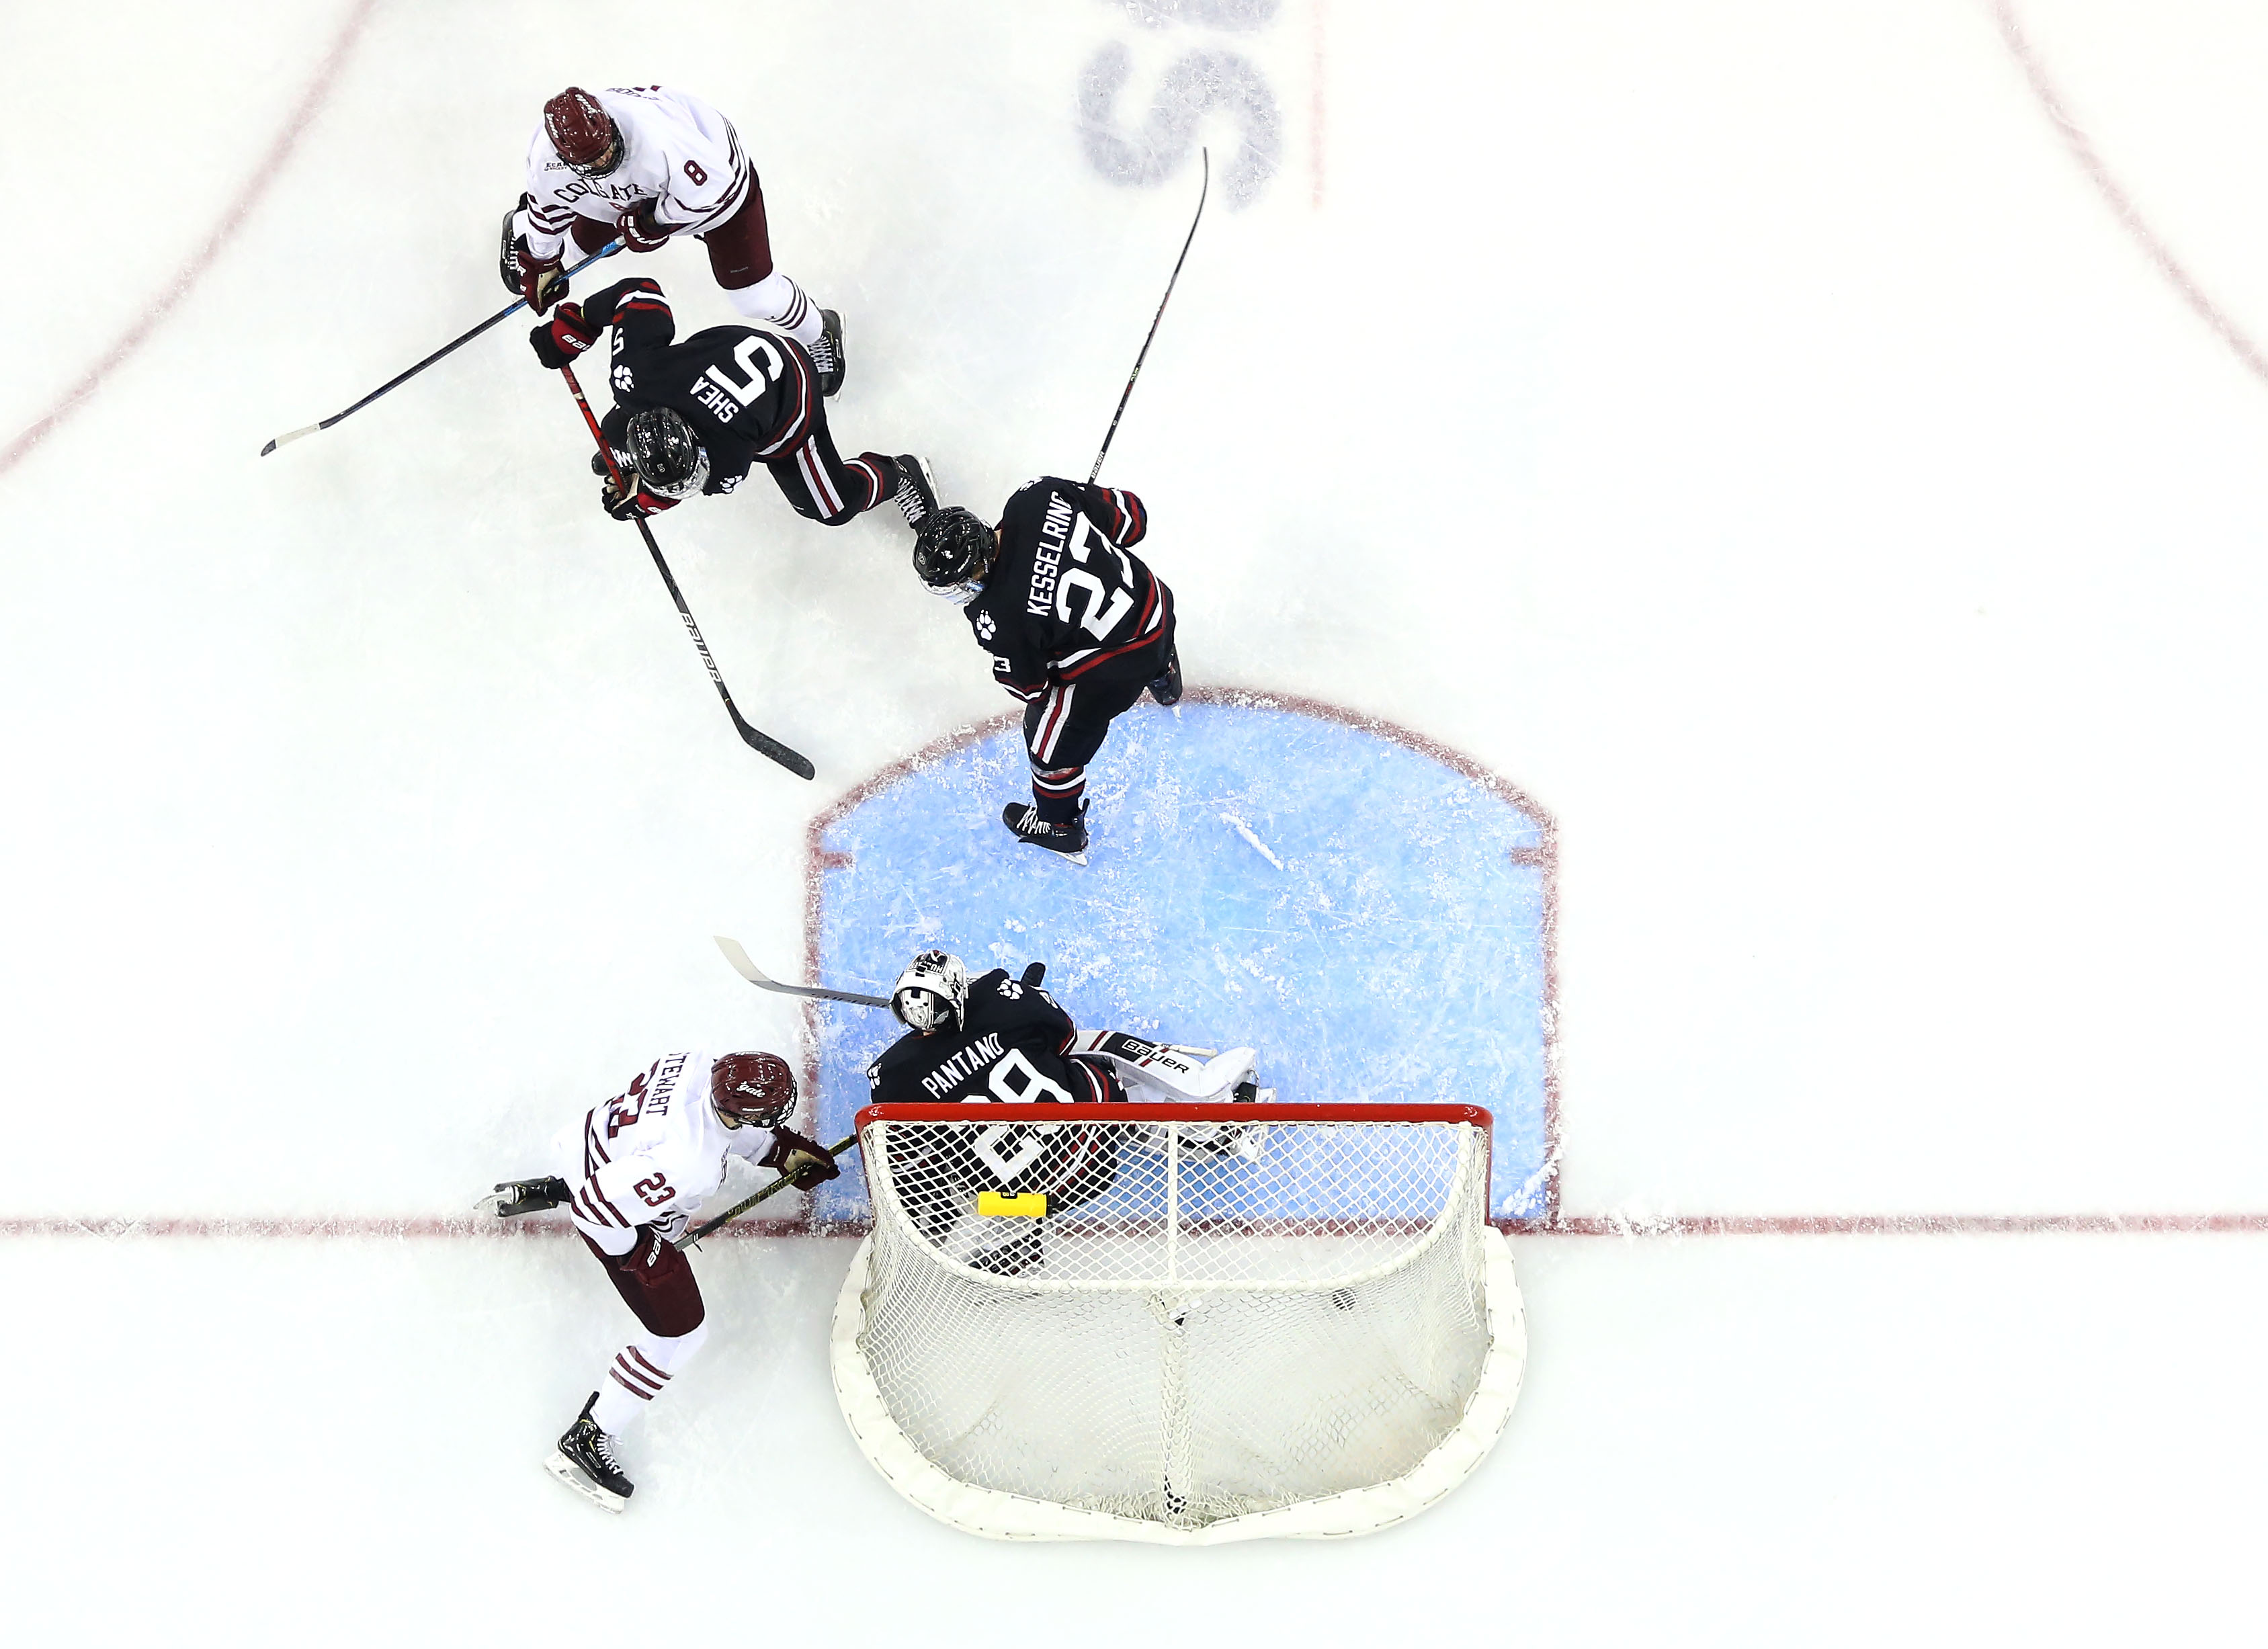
[912,507,996,600]
[711,1051,796,1129]
[626,407,710,501]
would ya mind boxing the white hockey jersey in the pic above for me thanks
[517,86,752,261]
[553,1050,778,1240]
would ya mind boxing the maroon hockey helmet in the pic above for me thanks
[544,87,621,177]
[712,1051,796,1129]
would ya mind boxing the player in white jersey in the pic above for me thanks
[499,85,846,396]
[486,1048,839,1511]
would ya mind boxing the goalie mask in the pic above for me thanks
[911,507,996,604]
[626,407,710,501]
[711,1051,796,1130]
[891,949,968,1034]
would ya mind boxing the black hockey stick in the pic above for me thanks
[714,936,890,1007]
[560,368,816,780]
[260,241,622,456]
[676,1134,862,1249]
[715,936,1046,1008]
[1088,149,1210,487]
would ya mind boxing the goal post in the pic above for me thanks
[830,1101,1525,1544]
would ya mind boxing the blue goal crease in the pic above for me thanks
[803,700,1554,1222]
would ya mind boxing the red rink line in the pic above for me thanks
[5,1211,2263,1242]
[1993,0,2268,388]
[0,0,382,478]
[1531,1211,2268,1237]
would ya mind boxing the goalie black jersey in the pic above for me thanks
[967,478,1173,700]
[866,968,1116,1108]
[579,276,821,495]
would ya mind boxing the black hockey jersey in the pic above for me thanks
[966,478,1173,701]
[866,968,1116,1108]
[865,968,1120,1206]
[579,277,819,496]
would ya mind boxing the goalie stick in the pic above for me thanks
[675,1134,860,1248]
[560,368,815,779]
[260,241,622,456]
[1088,148,1209,487]
[714,936,1050,1008]
[714,935,891,1007]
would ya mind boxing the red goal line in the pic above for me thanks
[3,1210,2265,1242]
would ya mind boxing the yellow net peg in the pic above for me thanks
[977,1191,1049,1218]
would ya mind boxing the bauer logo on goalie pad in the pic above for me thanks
[976,1191,1048,1218]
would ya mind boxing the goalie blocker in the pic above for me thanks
[831,1100,1525,1544]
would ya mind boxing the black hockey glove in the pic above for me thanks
[529,302,597,370]
[490,1177,571,1218]
[761,1128,841,1189]
[601,476,678,521]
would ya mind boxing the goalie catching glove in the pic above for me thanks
[760,1127,840,1189]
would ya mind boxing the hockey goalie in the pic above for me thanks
[864,948,1269,1275]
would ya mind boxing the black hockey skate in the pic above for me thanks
[487,1177,570,1218]
[810,309,846,398]
[546,1392,633,1513]
[892,454,939,530]
[1148,641,1183,707]
[970,1228,1044,1277]
[1002,800,1089,859]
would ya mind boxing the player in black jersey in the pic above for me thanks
[864,949,1265,1275]
[529,276,935,531]
[911,478,1181,858]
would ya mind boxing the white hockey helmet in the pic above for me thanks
[891,949,968,1034]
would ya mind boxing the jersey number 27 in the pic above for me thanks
[1057,521,1137,639]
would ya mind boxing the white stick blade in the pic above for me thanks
[713,935,771,987]
[260,423,320,456]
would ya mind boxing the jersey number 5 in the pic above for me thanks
[703,335,784,407]
[1056,523,1136,638]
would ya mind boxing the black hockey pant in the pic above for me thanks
[1021,627,1175,823]
[767,409,898,527]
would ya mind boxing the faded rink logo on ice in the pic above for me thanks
[1076,0,1286,209]
[801,690,1561,1224]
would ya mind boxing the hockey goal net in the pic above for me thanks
[830,1101,1524,1544]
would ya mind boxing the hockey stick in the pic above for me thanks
[260,241,622,456]
[677,1134,861,1248]
[560,368,816,780]
[1088,149,1210,487]
[714,935,890,1007]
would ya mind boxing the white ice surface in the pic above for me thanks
[4,0,2267,1640]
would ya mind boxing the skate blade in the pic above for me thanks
[544,1451,627,1513]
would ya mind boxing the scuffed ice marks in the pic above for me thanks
[1077,32,1283,209]
[807,701,1556,1220]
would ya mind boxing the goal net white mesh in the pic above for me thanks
[830,1101,1525,1544]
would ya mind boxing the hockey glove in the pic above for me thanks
[616,204,672,255]
[529,302,597,370]
[600,477,678,521]
[761,1127,841,1189]
[489,1177,571,1218]
[521,258,568,315]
